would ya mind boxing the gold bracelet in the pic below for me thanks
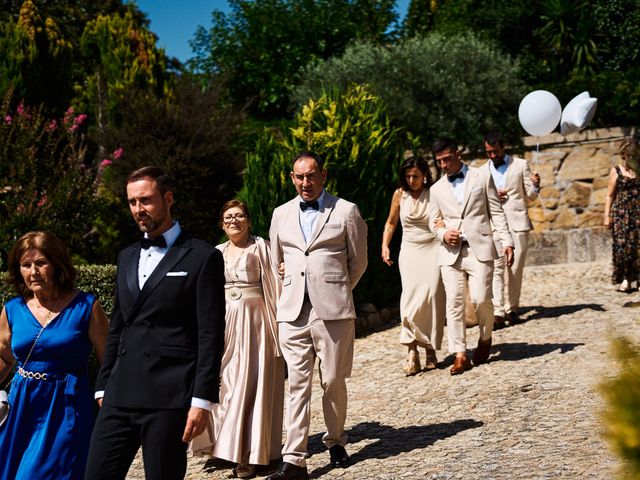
[383,226,393,232]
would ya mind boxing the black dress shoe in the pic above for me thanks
[264,462,308,480]
[507,311,520,326]
[329,445,350,468]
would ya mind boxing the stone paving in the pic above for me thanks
[126,260,639,479]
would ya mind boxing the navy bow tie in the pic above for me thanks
[492,158,505,168]
[447,171,465,183]
[141,236,167,249]
[300,200,319,211]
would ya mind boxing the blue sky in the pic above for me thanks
[133,0,411,63]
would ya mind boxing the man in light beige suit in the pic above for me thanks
[267,152,368,480]
[427,138,513,375]
[483,132,540,328]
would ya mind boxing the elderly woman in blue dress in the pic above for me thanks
[0,231,109,480]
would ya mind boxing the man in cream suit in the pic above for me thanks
[483,132,540,328]
[267,152,367,480]
[427,138,513,375]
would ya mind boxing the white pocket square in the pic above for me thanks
[166,271,188,277]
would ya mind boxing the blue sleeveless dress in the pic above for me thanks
[0,291,96,480]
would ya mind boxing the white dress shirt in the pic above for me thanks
[299,190,326,244]
[488,154,510,190]
[449,164,469,206]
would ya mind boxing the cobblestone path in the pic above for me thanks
[126,261,638,479]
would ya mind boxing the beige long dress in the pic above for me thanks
[398,189,446,348]
[190,236,284,465]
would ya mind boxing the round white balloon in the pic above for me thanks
[518,90,562,136]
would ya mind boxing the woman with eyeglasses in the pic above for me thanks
[190,200,284,479]
[604,138,640,292]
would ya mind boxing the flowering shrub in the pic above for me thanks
[0,93,104,265]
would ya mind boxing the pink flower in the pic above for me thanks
[112,147,124,159]
[16,103,25,116]
[69,124,78,133]
[47,119,57,132]
[37,196,47,207]
[4,115,11,125]
[99,159,113,171]
[74,114,88,126]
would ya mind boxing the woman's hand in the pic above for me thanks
[381,246,393,266]
[604,216,611,229]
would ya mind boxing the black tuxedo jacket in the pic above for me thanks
[95,233,225,409]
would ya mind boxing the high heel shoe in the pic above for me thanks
[403,349,421,376]
[424,346,437,370]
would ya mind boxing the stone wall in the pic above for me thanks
[468,126,638,266]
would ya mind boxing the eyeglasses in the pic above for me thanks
[222,213,247,224]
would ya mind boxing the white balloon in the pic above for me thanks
[560,91,597,135]
[518,90,562,136]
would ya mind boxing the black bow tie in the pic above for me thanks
[448,171,465,183]
[300,200,319,211]
[492,159,505,168]
[140,236,167,249]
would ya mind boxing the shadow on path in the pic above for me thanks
[491,342,584,362]
[520,304,605,321]
[307,419,483,477]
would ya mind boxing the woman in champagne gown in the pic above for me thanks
[191,200,284,479]
[381,157,446,376]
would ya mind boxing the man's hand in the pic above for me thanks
[503,246,514,267]
[496,188,508,202]
[97,398,103,408]
[443,229,462,246]
[530,171,541,188]
[182,406,209,443]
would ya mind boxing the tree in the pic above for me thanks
[97,77,245,254]
[0,0,74,116]
[0,92,103,264]
[75,7,170,136]
[295,33,526,149]
[189,0,397,119]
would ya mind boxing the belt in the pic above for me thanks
[225,286,263,301]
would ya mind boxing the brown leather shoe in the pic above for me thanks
[472,337,492,365]
[507,311,520,326]
[450,354,472,375]
[493,315,506,330]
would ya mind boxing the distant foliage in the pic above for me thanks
[99,77,245,251]
[0,93,103,265]
[295,33,526,149]
[241,84,404,305]
[600,337,640,479]
[189,0,398,119]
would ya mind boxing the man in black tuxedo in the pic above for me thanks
[85,166,225,480]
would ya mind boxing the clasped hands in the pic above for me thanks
[444,229,514,267]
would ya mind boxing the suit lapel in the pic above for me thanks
[504,156,515,189]
[307,193,336,247]
[127,234,191,321]
[287,199,306,248]
[125,246,141,299]
[460,168,479,217]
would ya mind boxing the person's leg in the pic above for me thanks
[139,408,189,480]
[278,302,315,468]
[506,230,528,316]
[492,255,506,318]
[311,317,355,449]
[439,263,467,355]
[463,251,495,342]
[85,405,141,480]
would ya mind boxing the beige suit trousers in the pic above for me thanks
[278,300,355,467]
[493,230,529,316]
[440,245,494,353]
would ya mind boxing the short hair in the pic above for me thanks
[7,231,77,298]
[127,166,173,195]
[292,151,324,171]
[399,156,433,190]
[432,138,459,157]
[218,199,251,229]
[484,132,504,147]
[619,138,640,160]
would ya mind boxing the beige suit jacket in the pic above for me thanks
[269,192,368,323]
[483,155,539,232]
[427,165,513,265]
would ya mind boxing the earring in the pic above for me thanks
[423,177,427,184]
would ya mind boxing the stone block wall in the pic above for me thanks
[467,126,637,266]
